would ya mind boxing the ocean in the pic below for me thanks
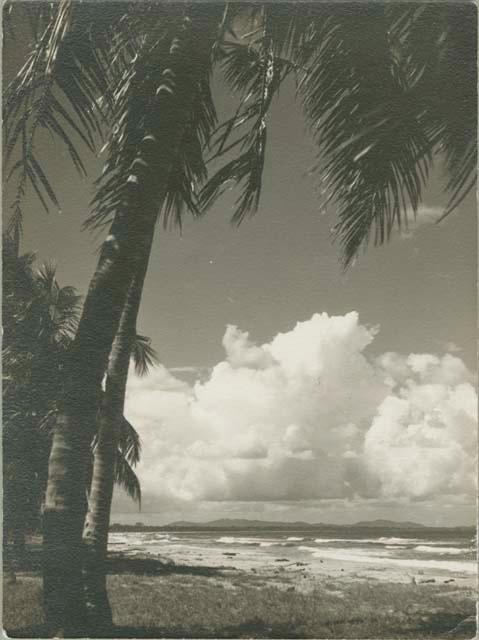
[108,526,477,577]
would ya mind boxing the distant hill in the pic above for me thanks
[162,518,427,530]
[164,519,316,530]
[111,518,473,532]
[351,519,426,529]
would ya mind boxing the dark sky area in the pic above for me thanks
[6,73,476,371]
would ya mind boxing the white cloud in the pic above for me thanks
[364,353,477,499]
[122,313,477,512]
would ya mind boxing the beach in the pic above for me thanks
[108,527,477,588]
[4,527,476,638]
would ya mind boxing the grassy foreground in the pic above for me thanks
[3,564,476,639]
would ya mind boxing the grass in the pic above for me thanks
[3,565,476,639]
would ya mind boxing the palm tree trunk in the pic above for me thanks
[42,15,213,635]
[82,243,152,633]
[10,467,28,570]
[13,526,26,565]
[3,521,16,584]
[42,155,168,639]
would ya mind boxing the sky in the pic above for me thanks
[4,12,477,527]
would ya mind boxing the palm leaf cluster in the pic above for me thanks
[88,414,142,506]
[3,1,130,236]
[391,5,477,221]
[297,4,435,263]
[202,2,476,266]
[115,417,142,504]
[3,233,81,417]
[202,5,295,224]
[3,233,81,538]
[114,335,158,503]
[132,334,159,377]
[4,2,476,267]
[88,330,157,507]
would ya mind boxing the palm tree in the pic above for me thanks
[6,5,224,633]
[3,234,81,567]
[3,228,144,574]
[2,233,143,574]
[4,2,476,634]
[3,243,42,571]
[5,5,224,633]
[83,258,158,631]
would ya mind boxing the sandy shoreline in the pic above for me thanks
[114,538,477,592]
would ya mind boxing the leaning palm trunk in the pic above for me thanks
[42,167,161,634]
[82,247,151,631]
[42,13,219,635]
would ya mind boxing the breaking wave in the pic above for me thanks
[299,546,475,573]
[414,545,464,555]
[216,536,261,545]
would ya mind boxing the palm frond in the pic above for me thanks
[394,4,477,221]
[161,72,217,230]
[3,0,130,231]
[35,261,81,344]
[115,452,141,505]
[3,1,56,45]
[292,3,476,265]
[118,416,141,467]
[131,334,159,378]
[291,5,435,266]
[201,7,293,225]
[2,231,36,276]
[38,406,57,434]
[2,240,77,458]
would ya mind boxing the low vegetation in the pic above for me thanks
[4,565,475,638]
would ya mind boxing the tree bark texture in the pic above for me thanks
[82,244,152,632]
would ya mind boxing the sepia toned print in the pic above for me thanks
[2,2,477,638]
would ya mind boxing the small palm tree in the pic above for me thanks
[3,233,81,566]
[2,233,145,590]
[3,241,42,571]
[4,2,476,634]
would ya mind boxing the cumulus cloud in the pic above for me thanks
[364,353,477,499]
[122,313,477,511]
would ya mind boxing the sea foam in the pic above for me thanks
[299,546,475,573]
[216,536,260,545]
[414,545,464,555]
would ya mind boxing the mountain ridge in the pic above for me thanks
[162,517,429,530]
[110,518,475,532]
